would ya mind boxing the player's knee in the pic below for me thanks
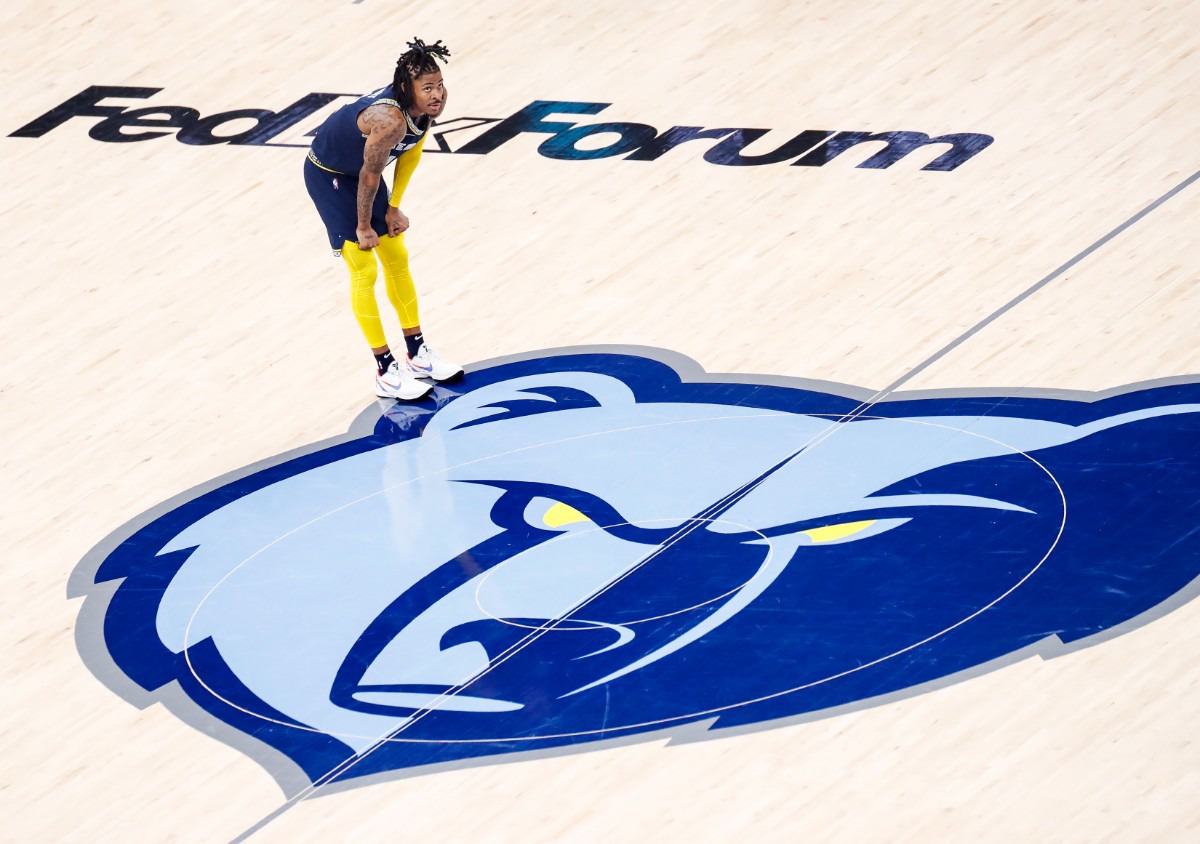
[342,244,380,284]
[378,234,410,262]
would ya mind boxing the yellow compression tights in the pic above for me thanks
[342,235,422,350]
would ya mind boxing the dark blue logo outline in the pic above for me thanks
[69,346,1200,795]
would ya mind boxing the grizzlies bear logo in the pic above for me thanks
[71,348,1200,794]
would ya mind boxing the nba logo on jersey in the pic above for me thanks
[72,348,1200,793]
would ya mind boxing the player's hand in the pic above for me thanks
[386,206,410,237]
[356,226,380,250]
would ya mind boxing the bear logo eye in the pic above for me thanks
[542,501,591,528]
[791,517,912,545]
[802,519,877,543]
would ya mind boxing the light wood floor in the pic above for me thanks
[2,0,1197,841]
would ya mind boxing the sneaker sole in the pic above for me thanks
[414,368,465,383]
[375,384,433,401]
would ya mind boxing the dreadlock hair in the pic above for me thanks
[392,38,451,111]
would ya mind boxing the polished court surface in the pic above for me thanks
[2,1,1199,841]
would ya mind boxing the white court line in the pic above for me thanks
[185,412,1064,746]
[223,411,1066,844]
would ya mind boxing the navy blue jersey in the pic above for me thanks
[309,84,427,174]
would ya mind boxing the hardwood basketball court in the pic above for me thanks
[2,1,1198,840]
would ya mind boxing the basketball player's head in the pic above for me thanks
[394,38,450,118]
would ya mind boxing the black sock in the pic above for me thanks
[403,333,423,358]
[374,349,395,376]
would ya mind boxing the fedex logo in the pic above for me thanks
[10,86,993,171]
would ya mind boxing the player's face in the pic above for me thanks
[411,71,447,118]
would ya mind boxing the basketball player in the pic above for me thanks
[304,38,462,400]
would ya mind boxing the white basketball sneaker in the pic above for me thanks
[409,342,464,382]
[375,359,432,401]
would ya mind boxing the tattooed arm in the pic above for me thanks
[354,105,406,250]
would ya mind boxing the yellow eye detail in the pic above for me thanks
[802,519,877,543]
[543,502,590,528]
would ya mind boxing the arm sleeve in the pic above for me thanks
[388,132,427,207]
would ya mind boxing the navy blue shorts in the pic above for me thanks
[303,156,389,253]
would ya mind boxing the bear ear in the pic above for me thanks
[425,371,637,434]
